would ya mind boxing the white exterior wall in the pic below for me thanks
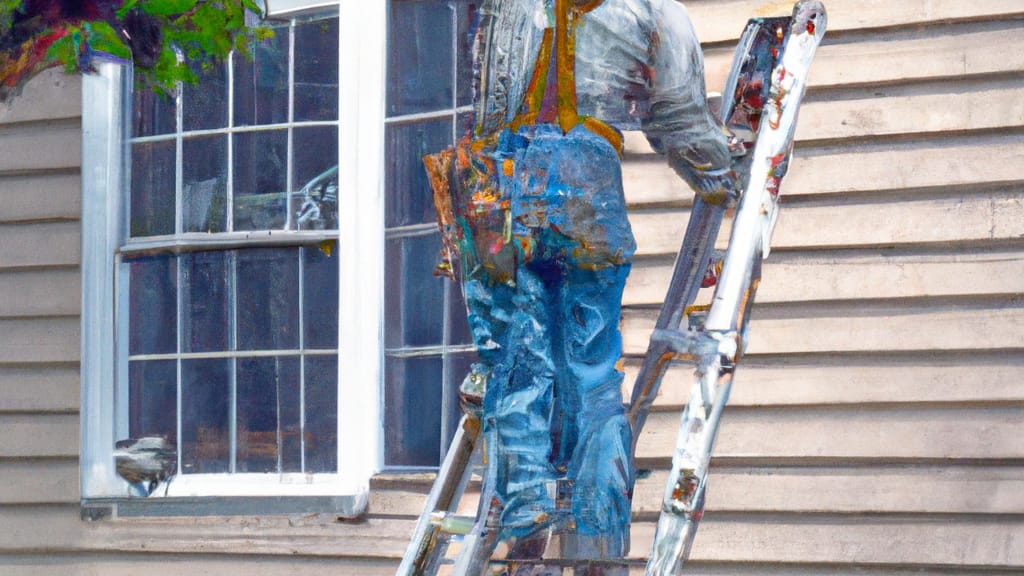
[0,1,1021,573]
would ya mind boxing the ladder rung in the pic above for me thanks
[430,511,476,535]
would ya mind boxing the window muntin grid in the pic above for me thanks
[382,0,478,469]
[122,12,342,481]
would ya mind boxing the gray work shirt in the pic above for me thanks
[474,0,734,177]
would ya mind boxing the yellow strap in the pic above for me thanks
[554,0,580,133]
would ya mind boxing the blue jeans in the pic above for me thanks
[460,123,636,558]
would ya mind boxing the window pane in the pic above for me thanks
[128,255,177,355]
[233,28,289,127]
[130,140,176,237]
[182,135,228,233]
[447,279,473,346]
[294,17,339,122]
[132,89,176,137]
[292,126,339,230]
[302,246,339,349]
[181,358,231,474]
[385,119,452,227]
[305,355,338,473]
[385,234,446,348]
[455,1,476,108]
[181,251,229,353]
[385,355,443,467]
[444,351,478,448]
[182,61,228,132]
[236,356,301,473]
[233,129,288,230]
[387,0,454,116]
[128,359,177,444]
[236,248,300,351]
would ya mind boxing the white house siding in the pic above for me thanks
[0,0,1022,574]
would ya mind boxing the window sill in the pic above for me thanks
[81,492,366,520]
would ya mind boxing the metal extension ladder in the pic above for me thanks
[398,2,827,574]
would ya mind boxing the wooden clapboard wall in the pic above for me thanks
[0,1,1021,574]
[618,0,1024,572]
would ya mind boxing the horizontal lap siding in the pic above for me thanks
[615,1,1024,573]
[0,68,89,572]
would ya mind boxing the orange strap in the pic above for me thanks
[509,0,622,154]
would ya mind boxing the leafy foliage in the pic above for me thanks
[0,0,271,98]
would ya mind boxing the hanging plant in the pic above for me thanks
[0,0,272,101]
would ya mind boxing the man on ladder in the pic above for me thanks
[425,0,739,571]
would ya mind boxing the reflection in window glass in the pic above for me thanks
[182,61,228,132]
[385,119,452,228]
[181,358,231,474]
[302,246,339,349]
[130,140,176,237]
[236,356,302,473]
[182,135,228,232]
[132,88,175,137]
[129,360,177,442]
[128,255,177,356]
[234,26,289,127]
[385,234,446,349]
[181,251,230,353]
[294,17,339,122]
[387,0,454,117]
[305,355,338,472]
[233,129,289,230]
[384,0,478,468]
[237,248,300,351]
[125,247,338,476]
[385,355,443,467]
[124,12,341,485]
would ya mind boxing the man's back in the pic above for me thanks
[474,0,734,182]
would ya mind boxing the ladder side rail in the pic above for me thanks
[628,198,726,441]
[397,414,483,576]
[628,10,788,444]
[645,4,827,573]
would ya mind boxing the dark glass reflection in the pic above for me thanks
[236,248,300,351]
[128,254,177,356]
[294,17,339,122]
[236,356,301,473]
[385,119,452,227]
[455,1,477,108]
[182,60,228,132]
[181,358,230,474]
[182,135,228,232]
[385,355,443,467]
[302,246,339,349]
[233,26,289,127]
[387,0,454,116]
[233,130,288,230]
[130,140,176,237]
[385,234,446,348]
[128,359,177,444]
[132,87,176,137]
[305,355,338,473]
[181,251,229,353]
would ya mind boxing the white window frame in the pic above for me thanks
[80,1,386,516]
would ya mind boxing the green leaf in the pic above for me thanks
[45,29,81,74]
[115,0,141,19]
[83,21,132,60]
[141,0,199,17]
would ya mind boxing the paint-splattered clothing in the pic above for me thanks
[462,0,733,560]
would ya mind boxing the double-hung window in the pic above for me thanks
[81,0,477,516]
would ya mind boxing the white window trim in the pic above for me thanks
[80,1,386,515]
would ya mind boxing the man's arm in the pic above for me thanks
[641,0,738,202]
